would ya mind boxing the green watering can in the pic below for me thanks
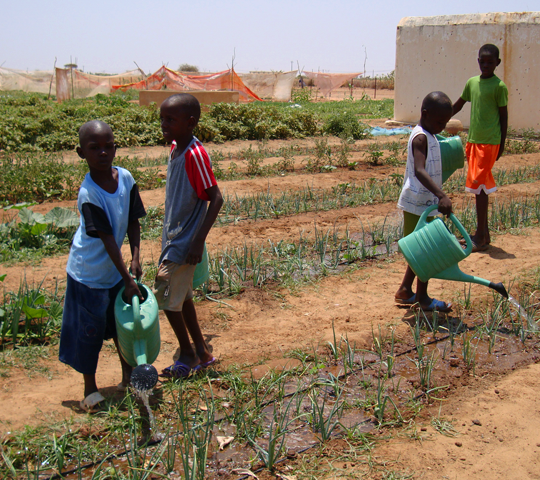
[193,243,209,289]
[115,283,160,390]
[437,134,465,183]
[398,205,508,298]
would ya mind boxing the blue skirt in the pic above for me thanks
[59,274,123,375]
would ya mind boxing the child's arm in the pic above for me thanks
[185,185,224,265]
[497,106,508,160]
[412,135,452,216]
[452,97,466,116]
[97,231,142,300]
[127,219,142,279]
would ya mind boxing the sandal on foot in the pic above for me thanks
[160,361,195,379]
[194,357,217,371]
[80,392,106,413]
[471,240,489,253]
[395,294,416,306]
[421,298,452,313]
[460,238,489,252]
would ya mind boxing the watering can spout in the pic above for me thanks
[421,250,509,299]
[434,264,491,288]
[489,282,508,299]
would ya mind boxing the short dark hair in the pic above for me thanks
[79,120,113,145]
[479,44,500,60]
[421,91,452,114]
[162,93,201,121]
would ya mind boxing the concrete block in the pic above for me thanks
[394,12,540,131]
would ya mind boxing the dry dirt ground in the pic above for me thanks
[2,124,540,478]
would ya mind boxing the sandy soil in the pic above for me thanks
[1,132,540,478]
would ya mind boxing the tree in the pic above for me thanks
[178,64,199,73]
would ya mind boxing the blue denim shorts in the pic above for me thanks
[59,274,123,375]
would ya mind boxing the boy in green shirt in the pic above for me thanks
[453,44,508,251]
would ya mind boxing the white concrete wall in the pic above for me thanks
[394,12,540,131]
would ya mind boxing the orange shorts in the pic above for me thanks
[465,143,499,194]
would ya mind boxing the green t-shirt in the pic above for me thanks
[461,75,508,145]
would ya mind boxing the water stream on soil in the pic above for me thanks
[508,295,529,322]
[133,388,164,441]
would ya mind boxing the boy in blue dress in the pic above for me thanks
[59,120,146,412]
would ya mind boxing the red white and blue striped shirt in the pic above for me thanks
[160,137,217,265]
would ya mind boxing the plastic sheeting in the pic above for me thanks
[0,67,54,94]
[303,71,361,97]
[72,69,145,97]
[55,68,70,102]
[113,66,263,102]
[239,71,298,101]
[0,67,145,98]
[370,126,412,136]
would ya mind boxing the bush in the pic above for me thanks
[178,64,199,73]
[0,93,322,152]
[0,92,164,153]
[195,103,320,142]
[323,111,371,140]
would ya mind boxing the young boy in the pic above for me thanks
[395,92,454,312]
[59,120,146,412]
[452,44,508,251]
[154,93,223,378]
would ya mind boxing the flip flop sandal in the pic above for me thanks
[471,241,489,253]
[160,361,195,379]
[80,391,106,413]
[460,238,489,252]
[395,294,417,306]
[194,357,217,371]
[421,298,452,313]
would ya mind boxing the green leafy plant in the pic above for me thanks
[1,207,79,261]
[0,278,63,346]
[365,143,384,166]
[323,111,371,140]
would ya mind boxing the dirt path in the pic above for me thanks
[378,362,540,479]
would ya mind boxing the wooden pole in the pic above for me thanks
[48,57,57,100]
[133,61,146,78]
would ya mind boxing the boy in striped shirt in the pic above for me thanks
[154,94,223,378]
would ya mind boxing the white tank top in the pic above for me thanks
[397,124,442,216]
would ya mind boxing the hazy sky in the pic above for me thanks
[2,1,537,75]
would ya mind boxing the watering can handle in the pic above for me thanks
[415,204,473,255]
[132,294,141,333]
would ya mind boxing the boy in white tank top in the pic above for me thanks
[395,92,453,312]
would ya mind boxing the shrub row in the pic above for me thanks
[0,154,162,204]
[0,91,380,152]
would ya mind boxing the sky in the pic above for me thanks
[2,0,538,76]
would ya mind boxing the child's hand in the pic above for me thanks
[124,277,143,302]
[437,195,453,217]
[186,241,204,265]
[130,259,143,280]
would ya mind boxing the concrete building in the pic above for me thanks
[394,12,540,131]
